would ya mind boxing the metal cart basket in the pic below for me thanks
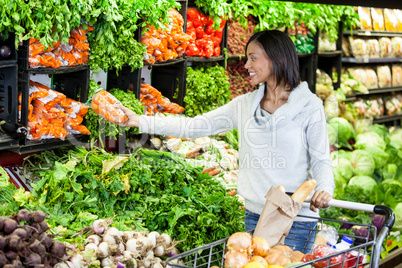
[166,198,395,268]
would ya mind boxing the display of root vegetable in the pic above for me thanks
[227,18,256,56]
[63,219,180,268]
[0,209,66,267]
[227,60,256,99]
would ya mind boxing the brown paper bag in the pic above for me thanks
[253,186,303,247]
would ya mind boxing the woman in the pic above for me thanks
[118,30,334,253]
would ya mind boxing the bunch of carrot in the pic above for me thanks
[19,81,89,141]
[185,8,226,57]
[90,89,128,124]
[140,83,184,115]
[28,25,93,68]
[141,8,192,64]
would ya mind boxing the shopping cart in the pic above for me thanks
[166,198,395,268]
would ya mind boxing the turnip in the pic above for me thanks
[101,256,114,267]
[118,242,125,253]
[145,250,154,260]
[157,233,172,247]
[97,242,111,258]
[152,262,164,268]
[122,231,134,243]
[86,234,101,246]
[69,254,84,268]
[147,231,159,248]
[39,233,53,249]
[85,242,98,253]
[53,261,75,268]
[30,211,46,223]
[92,219,108,234]
[153,245,164,257]
[103,233,118,245]
[51,241,66,258]
[16,209,32,223]
[29,239,47,255]
[24,252,42,266]
[126,238,139,255]
[12,228,28,239]
[3,218,18,234]
[167,247,179,257]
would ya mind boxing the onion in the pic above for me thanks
[227,232,252,253]
[251,236,270,257]
[224,251,249,268]
[250,255,268,265]
[86,234,102,246]
[93,219,107,234]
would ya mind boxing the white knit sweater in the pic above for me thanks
[139,81,335,219]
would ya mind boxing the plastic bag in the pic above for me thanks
[358,7,372,30]
[392,64,402,86]
[391,37,402,57]
[377,65,392,88]
[371,8,385,31]
[384,8,398,31]
[90,89,129,124]
[379,37,393,57]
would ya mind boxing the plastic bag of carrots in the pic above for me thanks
[90,90,129,124]
[19,81,90,141]
[140,83,184,115]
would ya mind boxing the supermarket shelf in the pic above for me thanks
[344,30,402,38]
[373,114,402,124]
[228,55,246,61]
[342,57,402,64]
[379,247,402,268]
[297,52,314,58]
[0,132,20,151]
[11,135,89,154]
[186,55,225,62]
[145,57,186,67]
[354,87,402,96]
[22,65,90,74]
[318,50,342,57]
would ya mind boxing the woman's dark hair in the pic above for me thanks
[245,30,300,90]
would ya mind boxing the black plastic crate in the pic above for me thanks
[107,65,141,98]
[0,32,17,65]
[151,59,187,107]
[0,63,18,123]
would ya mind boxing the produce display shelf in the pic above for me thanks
[373,114,402,124]
[227,54,246,61]
[318,50,342,57]
[379,247,402,268]
[297,52,315,58]
[342,57,402,64]
[21,65,90,74]
[11,134,89,154]
[145,57,186,67]
[186,55,225,62]
[0,132,20,151]
[0,63,18,124]
[355,87,402,95]
[344,30,402,37]
[0,33,17,66]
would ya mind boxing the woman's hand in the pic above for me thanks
[310,190,332,212]
[116,104,141,128]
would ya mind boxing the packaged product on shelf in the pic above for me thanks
[141,8,192,63]
[28,25,92,68]
[391,37,402,57]
[392,64,402,86]
[366,68,379,89]
[371,8,385,31]
[348,37,369,58]
[366,97,385,118]
[366,39,380,58]
[357,7,372,31]
[394,9,402,31]
[379,37,393,57]
[377,65,392,88]
[318,31,336,52]
[384,95,402,115]
[384,9,398,31]
[348,68,369,88]
[140,83,184,115]
[20,81,89,140]
[342,38,352,57]
[354,99,368,117]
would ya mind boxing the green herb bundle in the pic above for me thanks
[184,65,231,117]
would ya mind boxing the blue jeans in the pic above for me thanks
[245,209,317,254]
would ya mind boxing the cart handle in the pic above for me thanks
[292,195,395,229]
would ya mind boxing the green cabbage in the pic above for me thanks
[390,128,402,150]
[350,149,376,176]
[354,132,387,151]
[327,117,355,149]
[392,203,402,231]
[348,175,377,192]
[364,146,389,169]
[332,156,354,181]
[333,167,347,199]
[369,124,390,145]
[327,123,337,145]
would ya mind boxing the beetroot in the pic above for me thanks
[38,221,49,232]
[5,250,18,261]
[29,239,46,255]
[30,211,46,223]
[0,252,7,267]
[12,259,24,268]
[39,233,53,249]
[24,252,42,266]
[3,218,18,234]
[51,241,66,258]
[0,235,6,250]
[16,209,32,223]
[7,234,21,251]
[0,216,6,230]
[11,228,28,239]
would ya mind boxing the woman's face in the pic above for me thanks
[245,40,273,86]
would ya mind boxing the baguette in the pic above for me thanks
[291,179,317,202]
